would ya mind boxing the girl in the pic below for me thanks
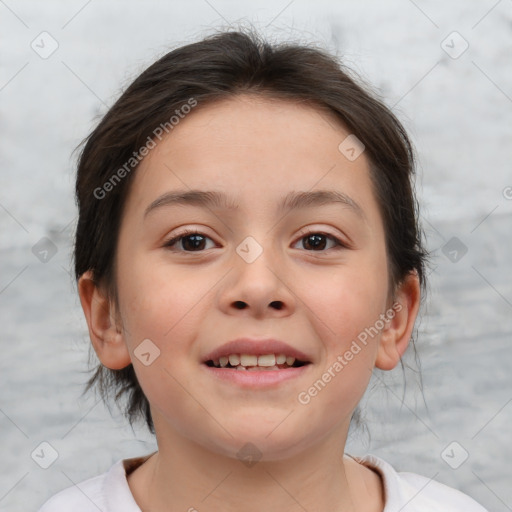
[38,28,488,511]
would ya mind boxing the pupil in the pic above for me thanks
[184,234,205,251]
[304,234,326,250]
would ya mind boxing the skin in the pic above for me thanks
[78,94,421,512]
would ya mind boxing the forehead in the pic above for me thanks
[125,94,380,226]
[155,94,348,162]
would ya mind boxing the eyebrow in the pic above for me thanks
[144,189,366,221]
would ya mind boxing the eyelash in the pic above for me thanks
[163,229,348,253]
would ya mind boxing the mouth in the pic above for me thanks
[201,338,313,387]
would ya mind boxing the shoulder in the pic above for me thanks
[37,458,143,512]
[353,454,489,512]
[37,472,108,511]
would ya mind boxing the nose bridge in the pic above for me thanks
[235,232,282,286]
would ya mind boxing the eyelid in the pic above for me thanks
[163,228,217,249]
[294,226,350,249]
[163,226,351,252]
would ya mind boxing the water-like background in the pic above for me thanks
[1,1,511,510]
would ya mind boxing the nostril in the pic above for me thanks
[232,301,284,310]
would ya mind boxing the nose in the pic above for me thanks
[217,238,296,318]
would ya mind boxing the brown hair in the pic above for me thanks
[74,28,429,433]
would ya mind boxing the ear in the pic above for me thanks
[77,270,131,370]
[375,271,421,371]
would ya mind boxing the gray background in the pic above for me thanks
[1,1,511,510]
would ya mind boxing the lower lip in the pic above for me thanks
[201,364,311,388]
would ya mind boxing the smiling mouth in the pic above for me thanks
[205,354,310,371]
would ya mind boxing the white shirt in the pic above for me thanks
[37,453,488,511]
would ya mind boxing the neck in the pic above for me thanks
[127,420,383,512]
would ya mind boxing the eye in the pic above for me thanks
[293,231,347,251]
[163,229,216,252]
[163,229,347,253]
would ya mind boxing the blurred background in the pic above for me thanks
[1,1,511,510]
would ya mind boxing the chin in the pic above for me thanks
[206,424,310,463]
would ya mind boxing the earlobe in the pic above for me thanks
[77,270,131,370]
[375,271,421,371]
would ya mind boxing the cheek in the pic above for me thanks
[116,259,213,432]
[304,258,388,347]
[116,256,221,403]
[117,254,205,341]
[297,273,384,426]
[302,254,389,416]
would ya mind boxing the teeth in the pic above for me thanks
[240,354,258,366]
[275,354,287,364]
[257,354,276,367]
[247,365,279,371]
[209,353,302,369]
[228,354,240,366]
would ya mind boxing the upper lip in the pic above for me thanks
[203,338,312,363]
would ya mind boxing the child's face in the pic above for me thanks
[106,95,414,459]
